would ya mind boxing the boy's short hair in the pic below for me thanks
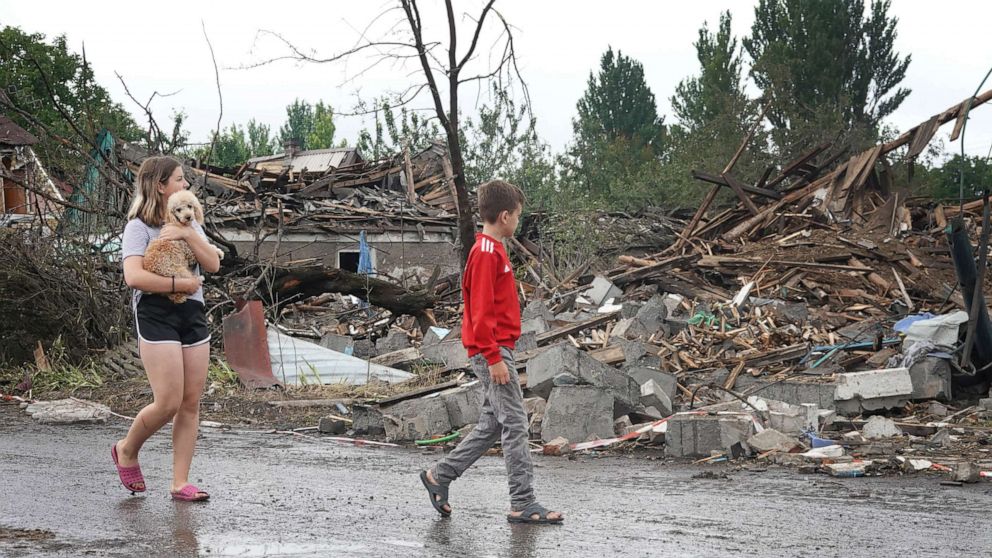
[478,180,525,223]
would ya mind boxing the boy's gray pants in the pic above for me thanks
[433,346,536,511]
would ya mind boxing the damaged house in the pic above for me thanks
[0,114,63,231]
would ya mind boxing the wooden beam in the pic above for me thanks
[723,172,761,215]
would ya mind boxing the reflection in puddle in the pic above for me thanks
[200,540,366,556]
[199,537,422,556]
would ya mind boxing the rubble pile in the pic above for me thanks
[323,90,992,481]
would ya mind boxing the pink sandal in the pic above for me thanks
[171,484,209,502]
[111,442,146,494]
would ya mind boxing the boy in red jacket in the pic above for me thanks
[420,180,564,524]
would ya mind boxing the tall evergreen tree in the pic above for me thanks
[744,0,910,152]
[569,48,666,202]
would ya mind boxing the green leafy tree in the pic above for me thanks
[920,154,992,201]
[0,26,142,171]
[744,0,911,154]
[356,97,440,160]
[306,101,337,150]
[246,119,276,158]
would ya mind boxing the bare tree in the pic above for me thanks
[245,0,527,264]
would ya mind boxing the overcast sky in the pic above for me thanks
[4,0,992,160]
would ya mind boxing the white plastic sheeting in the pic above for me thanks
[267,327,413,386]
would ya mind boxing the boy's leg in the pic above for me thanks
[487,348,536,511]
[433,354,502,484]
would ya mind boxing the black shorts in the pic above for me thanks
[134,294,210,348]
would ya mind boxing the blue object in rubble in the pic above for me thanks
[358,230,374,275]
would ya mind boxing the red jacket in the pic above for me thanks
[462,233,521,365]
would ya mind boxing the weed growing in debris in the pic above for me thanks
[207,358,239,386]
[8,337,105,393]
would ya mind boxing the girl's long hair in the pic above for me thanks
[125,156,182,226]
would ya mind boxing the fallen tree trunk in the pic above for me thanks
[262,266,437,318]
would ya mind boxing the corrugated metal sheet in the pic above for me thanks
[247,148,362,174]
[267,327,413,385]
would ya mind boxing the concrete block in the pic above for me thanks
[979,398,992,411]
[635,295,669,331]
[422,326,451,347]
[543,436,572,456]
[352,338,375,359]
[625,367,678,402]
[834,368,913,415]
[611,318,651,341]
[515,331,538,353]
[702,396,809,435]
[521,316,550,335]
[664,413,756,458]
[621,301,642,319]
[421,340,471,371]
[526,344,639,416]
[614,415,633,435]
[862,416,903,439]
[747,429,801,453]
[954,462,980,483]
[908,357,952,401]
[318,417,347,434]
[661,294,685,317]
[587,276,623,306]
[541,386,616,443]
[352,405,385,436]
[737,378,837,410]
[382,397,452,441]
[522,300,554,322]
[437,381,484,429]
[639,380,673,417]
[618,339,662,369]
[376,329,410,353]
[319,333,354,354]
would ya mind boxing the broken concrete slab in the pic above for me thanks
[23,399,110,424]
[376,329,410,353]
[526,344,639,416]
[382,397,452,442]
[614,415,633,435]
[625,367,678,403]
[702,396,811,435]
[834,368,913,415]
[664,413,757,458]
[522,300,554,322]
[515,331,538,353]
[747,429,801,453]
[953,462,980,483]
[617,339,663,369]
[639,380,673,417]
[541,386,615,444]
[352,405,385,437]
[543,436,572,456]
[436,381,484,429]
[318,417,347,435]
[587,276,623,306]
[422,326,451,347]
[908,357,952,401]
[520,316,550,335]
[421,340,471,372]
[862,415,903,439]
[610,318,652,341]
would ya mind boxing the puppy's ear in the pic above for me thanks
[194,200,204,224]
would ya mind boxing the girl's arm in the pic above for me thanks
[123,257,202,294]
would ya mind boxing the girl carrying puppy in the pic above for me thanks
[113,156,220,501]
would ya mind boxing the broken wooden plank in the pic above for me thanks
[723,172,761,215]
[537,312,620,346]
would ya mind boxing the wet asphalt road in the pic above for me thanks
[2,404,991,558]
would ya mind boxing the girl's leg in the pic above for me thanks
[116,341,185,482]
[171,343,209,493]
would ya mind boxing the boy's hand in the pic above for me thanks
[489,360,511,385]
